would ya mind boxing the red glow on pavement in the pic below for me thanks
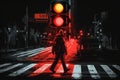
[51,63,68,77]
[27,39,84,78]
[56,64,69,73]
[27,47,53,61]
[50,63,62,77]
[68,64,74,73]
[29,63,51,77]
[28,39,81,62]
[52,64,74,78]
[65,39,78,60]
[28,62,77,78]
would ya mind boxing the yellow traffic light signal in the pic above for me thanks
[53,3,64,14]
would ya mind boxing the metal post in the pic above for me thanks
[68,0,71,40]
[25,6,28,48]
[109,33,112,49]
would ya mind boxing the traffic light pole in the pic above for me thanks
[68,0,71,40]
[25,6,28,48]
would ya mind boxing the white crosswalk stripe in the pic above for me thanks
[0,63,23,73]
[0,63,12,68]
[12,48,44,56]
[87,65,100,79]
[17,50,42,57]
[29,64,51,76]
[0,63,120,79]
[17,48,44,57]
[27,49,47,57]
[27,51,42,57]
[112,65,120,71]
[72,65,82,79]
[12,47,52,58]
[100,65,117,78]
[9,63,36,77]
[28,47,52,57]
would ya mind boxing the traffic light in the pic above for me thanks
[50,0,70,27]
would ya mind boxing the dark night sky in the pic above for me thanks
[73,0,120,36]
[0,0,120,36]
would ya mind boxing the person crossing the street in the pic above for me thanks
[50,29,70,73]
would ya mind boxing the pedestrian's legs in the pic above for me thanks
[50,54,59,70]
[60,54,67,71]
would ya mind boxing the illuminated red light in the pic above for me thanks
[53,16,64,27]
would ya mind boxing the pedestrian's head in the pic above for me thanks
[58,29,64,36]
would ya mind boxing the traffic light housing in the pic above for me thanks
[50,0,70,27]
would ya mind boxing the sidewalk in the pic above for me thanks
[0,46,43,53]
[0,46,43,62]
[0,48,24,53]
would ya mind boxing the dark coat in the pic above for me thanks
[52,35,67,54]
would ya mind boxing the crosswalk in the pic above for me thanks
[11,47,46,58]
[0,63,120,79]
[8,39,79,63]
[9,47,55,62]
[9,42,78,62]
[3,43,120,79]
[72,65,82,79]
[10,39,78,59]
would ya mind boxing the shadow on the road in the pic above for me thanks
[75,49,120,64]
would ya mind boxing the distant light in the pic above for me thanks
[97,37,99,39]
[16,30,18,32]
[53,3,64,13]
[80,30,83,33]
[8,28,11,31]
[80,30,83,36]
[87,33,90,36]
[97,31,99,33]
[40,35,42,37]
[99,22,102,25]
[43,36,45,38]
[100,29,102,32]
[53,16,64,27]
[99,44,102,49]
[81,45,84,50]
